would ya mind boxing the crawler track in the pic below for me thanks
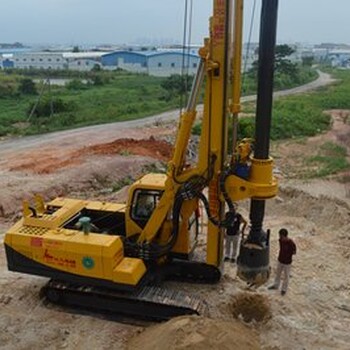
[42,279,208,321]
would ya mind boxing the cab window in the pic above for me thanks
[132,190,162,220]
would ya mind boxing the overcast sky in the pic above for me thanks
[1,0,349,46]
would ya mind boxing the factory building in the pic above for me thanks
[101,51,148,73]
[0,50,200,76]
[63,52,104,71]
[11,52,67,70]
[328,50,350,68]
[101,51,200,76]
[147,52,199,76]
[0,52,104,71]
[0,55,14,69]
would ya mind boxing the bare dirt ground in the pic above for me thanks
[1,75,349,349]
[272,109,350,200]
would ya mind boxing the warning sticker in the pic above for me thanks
[31,237,43,247]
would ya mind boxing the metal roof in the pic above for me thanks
[101,50,199,58]
[62,52,107,58]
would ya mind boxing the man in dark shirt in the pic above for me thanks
[268,228,297,295]
[224,211,247,263]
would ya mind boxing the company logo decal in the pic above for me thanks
[43,249,76,268]
[82,256,95,269]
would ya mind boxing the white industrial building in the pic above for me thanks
[63,52,104,71]
[2,52,104,71]
[0,50,200,76]
[328,49,350,68]
[100,51,200,76]
[12,52,67,70]
[147,52,199,76]
[3,43,350,74]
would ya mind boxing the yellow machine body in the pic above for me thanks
[5,197,147,287]
[5,172,199,288]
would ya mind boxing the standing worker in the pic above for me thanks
[224,211,247,263]
[268,228,297,295]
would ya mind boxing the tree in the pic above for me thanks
[72,46,80,53]
[248,44,297,77]
[302,56,314,67]
[274,44,297,76]
[91,74,104,86]
[161,74,193,95]
[274,45,295,66]
[18,78,37,95]
[92,64,101,72]
[160,74,194,101]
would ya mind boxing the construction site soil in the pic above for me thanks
[8,137,173,174]
[0,110,350,349]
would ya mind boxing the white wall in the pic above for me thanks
[117,58,148,74]
[13,53,66,70]
[67,59,101,71]
[147,54,199,77]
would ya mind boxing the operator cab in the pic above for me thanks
[131,189,163,228]
[125,173,167,237]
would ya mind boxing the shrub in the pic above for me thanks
[0,125,10,136]
[237,117,255,139]
[18,78,37,95]
[66,79,87,90]
[27,98,76,118]
[192,123,202,135]
[161,74,193,96]
[53,113,77,127]
[90,74,111,86]
[92,64,101,72]
[91,75,104,86]
[0,81,17,97]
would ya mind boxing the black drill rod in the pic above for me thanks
[249,0,279,243]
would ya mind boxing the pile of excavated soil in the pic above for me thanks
[230,292,272,323]
[9,137,172,174]
[86,137,173,161]
[127,316,260,350]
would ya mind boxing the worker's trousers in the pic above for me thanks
[225,234,239,259]
[274,261,292,292]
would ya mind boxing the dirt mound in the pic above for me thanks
[127,316,259,350]
[230,292,272,323]
[9,137,172,174]
[86,137,173,161]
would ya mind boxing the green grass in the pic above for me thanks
[306,142,350,177]
[0,71,179,136]
[242,66,318,96]
[0,65,319,137]
[238,69,350,141]
[1,67,350,142]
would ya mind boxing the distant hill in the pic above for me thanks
[0,42,26,49]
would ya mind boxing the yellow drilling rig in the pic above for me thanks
[4,0,279,320]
